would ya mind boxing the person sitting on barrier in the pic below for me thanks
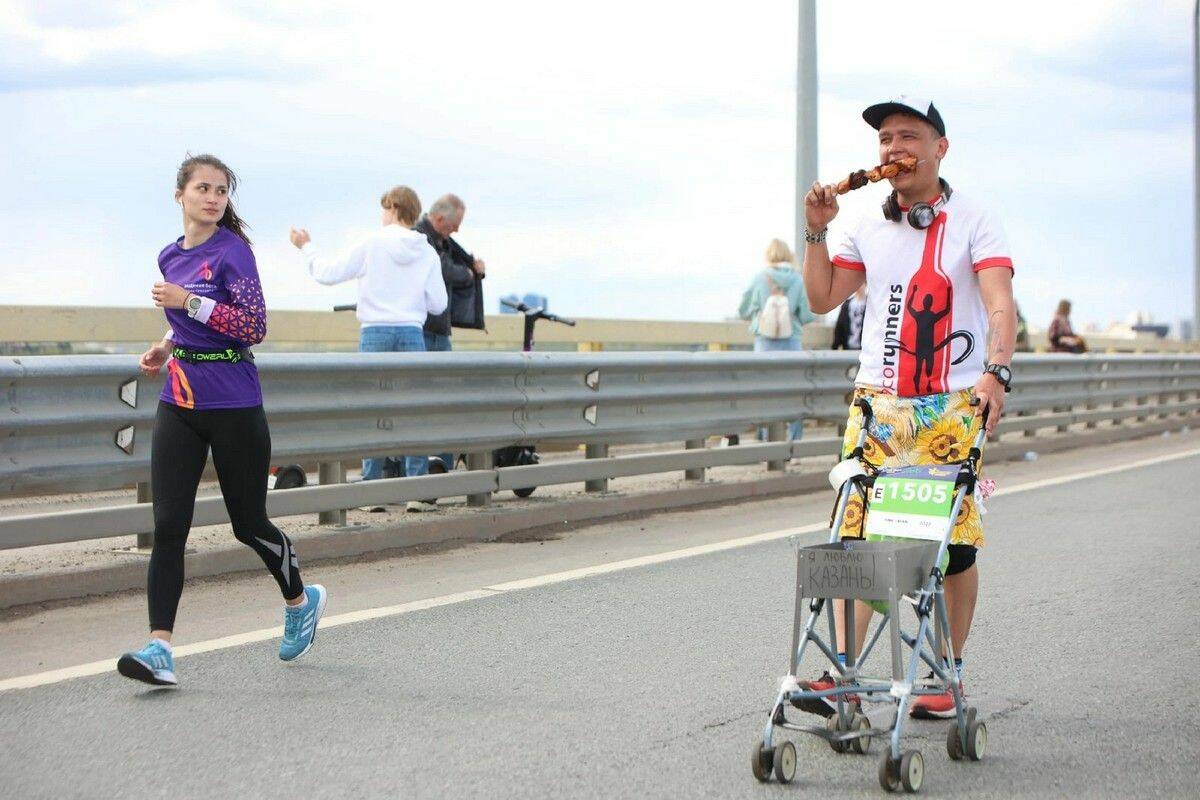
[738,238,816,444]
[290,186,447,511]
[1048,299,1087,353]
[798,96,1016,719]
[117,154,327,688]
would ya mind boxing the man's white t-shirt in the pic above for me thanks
[830,190,1013,398]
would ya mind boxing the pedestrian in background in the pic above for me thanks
[415,194,486,353]
[738,238,815,441]
[290,186,447,510]
[831,284,868,350]
[1048,298,1087,353]
[412,193,486,480]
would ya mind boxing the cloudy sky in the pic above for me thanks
[1,0,1194,332]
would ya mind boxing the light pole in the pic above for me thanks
[796,0,818,254]
[1193,0,1199,339]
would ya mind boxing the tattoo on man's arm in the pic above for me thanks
[987,309,1009,361]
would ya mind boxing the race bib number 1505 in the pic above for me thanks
[864,470,956,541]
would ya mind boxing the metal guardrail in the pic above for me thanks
[2,351,1199,550]
[7,305,1200,354]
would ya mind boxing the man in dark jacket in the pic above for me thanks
[413,194,486,353]
[409,194,485,487]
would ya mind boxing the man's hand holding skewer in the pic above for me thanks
[805,156,921,237]
[804,181,840,234]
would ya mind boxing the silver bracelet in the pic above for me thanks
[804,228,828,244]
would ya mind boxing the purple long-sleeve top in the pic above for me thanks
[157,226,265,409]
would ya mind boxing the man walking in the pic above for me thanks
[799,96,1016,718]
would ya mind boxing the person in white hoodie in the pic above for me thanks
[289,186,447,503]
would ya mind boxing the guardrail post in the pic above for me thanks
[1054,405,1070,434]
[1111,399,1125,426]
[1157,392,1170,420]
[135,481,153,551]
[1136,395,1149,423]
[317,462,347,525]
[684,438,706,481]
[1020,409,1036,438]
[466,452,493,507]
[766,422,787,472]
[585,444,609,492]
[1085,400,1098,429]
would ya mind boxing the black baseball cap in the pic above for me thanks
[862,95,946,137]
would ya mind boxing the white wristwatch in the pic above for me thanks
[185,294,204,319]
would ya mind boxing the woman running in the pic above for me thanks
[118,154,326,687]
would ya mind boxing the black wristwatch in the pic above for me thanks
[984,363,1012,392]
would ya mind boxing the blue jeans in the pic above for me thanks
[419,331,454,472]
[754,334,805,441]
[423,331,452,352]
[360,326,429,480]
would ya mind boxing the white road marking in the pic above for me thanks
[3,445,1198,694]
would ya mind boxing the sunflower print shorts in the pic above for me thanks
[837,387,986,547]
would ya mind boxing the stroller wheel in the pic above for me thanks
[750,742,772,782]
[900,749,924,793]
[878,753,900,792]
[826,714,849,753]
[946,722,964,761]
[771,740,796,784]
[965,720,987,761]
[850,712,872,755]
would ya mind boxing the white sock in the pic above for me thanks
[286,592,309,610]
[152,637,173,653]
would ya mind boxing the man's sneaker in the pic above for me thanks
[406,500,437,513]
[792,671,860,718]
[117,640,177,687]
[279,584,327,661]
[910,679,963,719]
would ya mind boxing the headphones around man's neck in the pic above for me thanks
[882,178,953,229]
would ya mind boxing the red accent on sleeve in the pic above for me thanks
[973,257,1014,274]
[831,255,866,272]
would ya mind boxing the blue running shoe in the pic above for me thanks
[117,640,177,687]
[279,584,327,661]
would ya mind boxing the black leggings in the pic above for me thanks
[148,401,304,632]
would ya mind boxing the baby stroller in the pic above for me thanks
[750,396,990,793]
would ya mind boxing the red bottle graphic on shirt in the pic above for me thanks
[897,214,954,397]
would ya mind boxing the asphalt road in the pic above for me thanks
[1,437,1197,799]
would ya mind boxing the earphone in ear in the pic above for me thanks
[882,179,954,229]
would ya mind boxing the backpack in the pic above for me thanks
[757,277,793,339]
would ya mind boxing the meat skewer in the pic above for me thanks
[834,156,919,194]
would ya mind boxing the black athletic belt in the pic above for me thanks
[171,346,254,364]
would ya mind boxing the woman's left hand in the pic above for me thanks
[152,281,190,309]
